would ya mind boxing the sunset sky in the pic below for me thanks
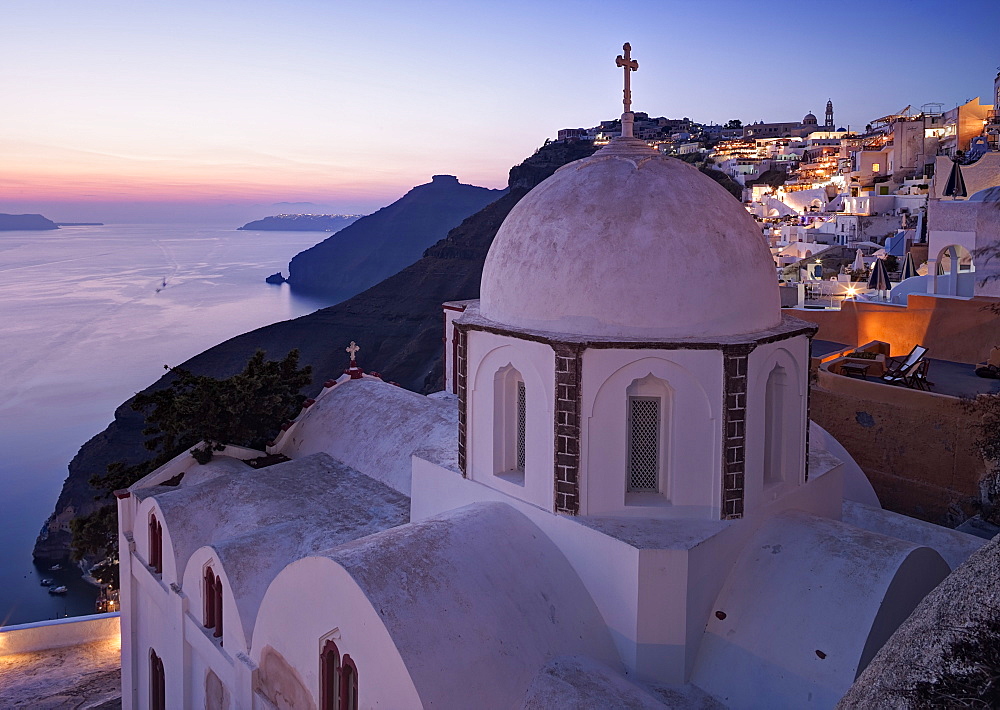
[2,0,998,222]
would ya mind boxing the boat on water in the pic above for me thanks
[48,563,63,571]
[40,578,53,586]
[48,586,68,595]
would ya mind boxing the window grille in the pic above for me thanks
[628,397,659,491]
[516,380,526,472]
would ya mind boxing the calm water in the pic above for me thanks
[0,224,335,625]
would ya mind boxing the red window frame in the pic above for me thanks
[149,648,165,710]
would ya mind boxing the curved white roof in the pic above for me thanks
[322,502,622,708]
[278,378,457,495]
[148,453,409,610]
[480,137,780,339]
[692,511,950,708]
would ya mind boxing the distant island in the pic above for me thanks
[238,214,363,231]
[0,213,59,231]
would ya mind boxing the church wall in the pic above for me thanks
[182,547,251,656]
[743,336,810,515]
[253,556,422,709]
[135,499,178,586]
[443,303,467,394]
[466,331,555,510]
[129,558,185,709]
[579,348,724,517]
[681,465,845,682]
[410,455,646,676]
[119,497,137,709]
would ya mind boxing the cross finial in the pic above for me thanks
[615,42,638,137]
[346,341,360,361]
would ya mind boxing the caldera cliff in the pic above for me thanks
[34,140,597,562]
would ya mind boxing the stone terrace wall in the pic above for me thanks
[0,613,119,656]
[811,371,985,525]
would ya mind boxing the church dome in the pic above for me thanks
[479,138,781,339]
[803,112,818,125]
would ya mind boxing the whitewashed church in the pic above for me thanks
[117,47,984,710]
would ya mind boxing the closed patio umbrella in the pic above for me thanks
[851,248,865,272]
[943,159,968,199]
[900,251,918,280]
[868,257,892,294]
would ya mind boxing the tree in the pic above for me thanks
[725,119,743,129]
[71,349,312,584]
[132,348,313,456]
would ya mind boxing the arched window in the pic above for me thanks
[493,365,526,480]
[628,396,660,491]
[320,640,341,710]
[204,566,223,643]
[204,568,216,629]
[341,655,359,710]
[625,374,671,495]
[148,514,162,574]
[764,364,791,486]
[149,648,165,710]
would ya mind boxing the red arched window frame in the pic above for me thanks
[341,654,358,710]
[320,639,341,710]
[214,576,224,642]
[203,566,224,644]
[203,567,216,629]
[148,514,162,573]
[149,648,165,710]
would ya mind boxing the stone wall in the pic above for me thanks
[810,373,986,524]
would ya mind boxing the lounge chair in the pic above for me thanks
[881,345,927,381]
[881,346,928,387]
[906,359,933,390]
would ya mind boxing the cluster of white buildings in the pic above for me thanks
[712,70,1000,306]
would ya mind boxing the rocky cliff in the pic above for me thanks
[0,213,59,230]
[238,214,362,231]
[286,175,503,301]
[34,139,598,562]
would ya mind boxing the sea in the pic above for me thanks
[0,223,336,626]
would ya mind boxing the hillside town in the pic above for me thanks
[558,68,1000,309]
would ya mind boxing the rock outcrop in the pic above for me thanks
[286,175,503,301]
[838,533,1000,708]
[0,213,59,230]
[35,140,598,562]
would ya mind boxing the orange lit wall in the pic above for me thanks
[795,294,1000,364]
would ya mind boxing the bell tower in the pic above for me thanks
[825,99,834,128]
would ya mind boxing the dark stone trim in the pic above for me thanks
[455,325,469,476]
[804,333,814,482]
[721,343,756,519]
[552,343,584,515]
[454,317,816,353]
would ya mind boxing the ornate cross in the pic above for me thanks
[616,43,638,114]
[346,341,360,360]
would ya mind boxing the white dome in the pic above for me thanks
[480,138,781,339]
